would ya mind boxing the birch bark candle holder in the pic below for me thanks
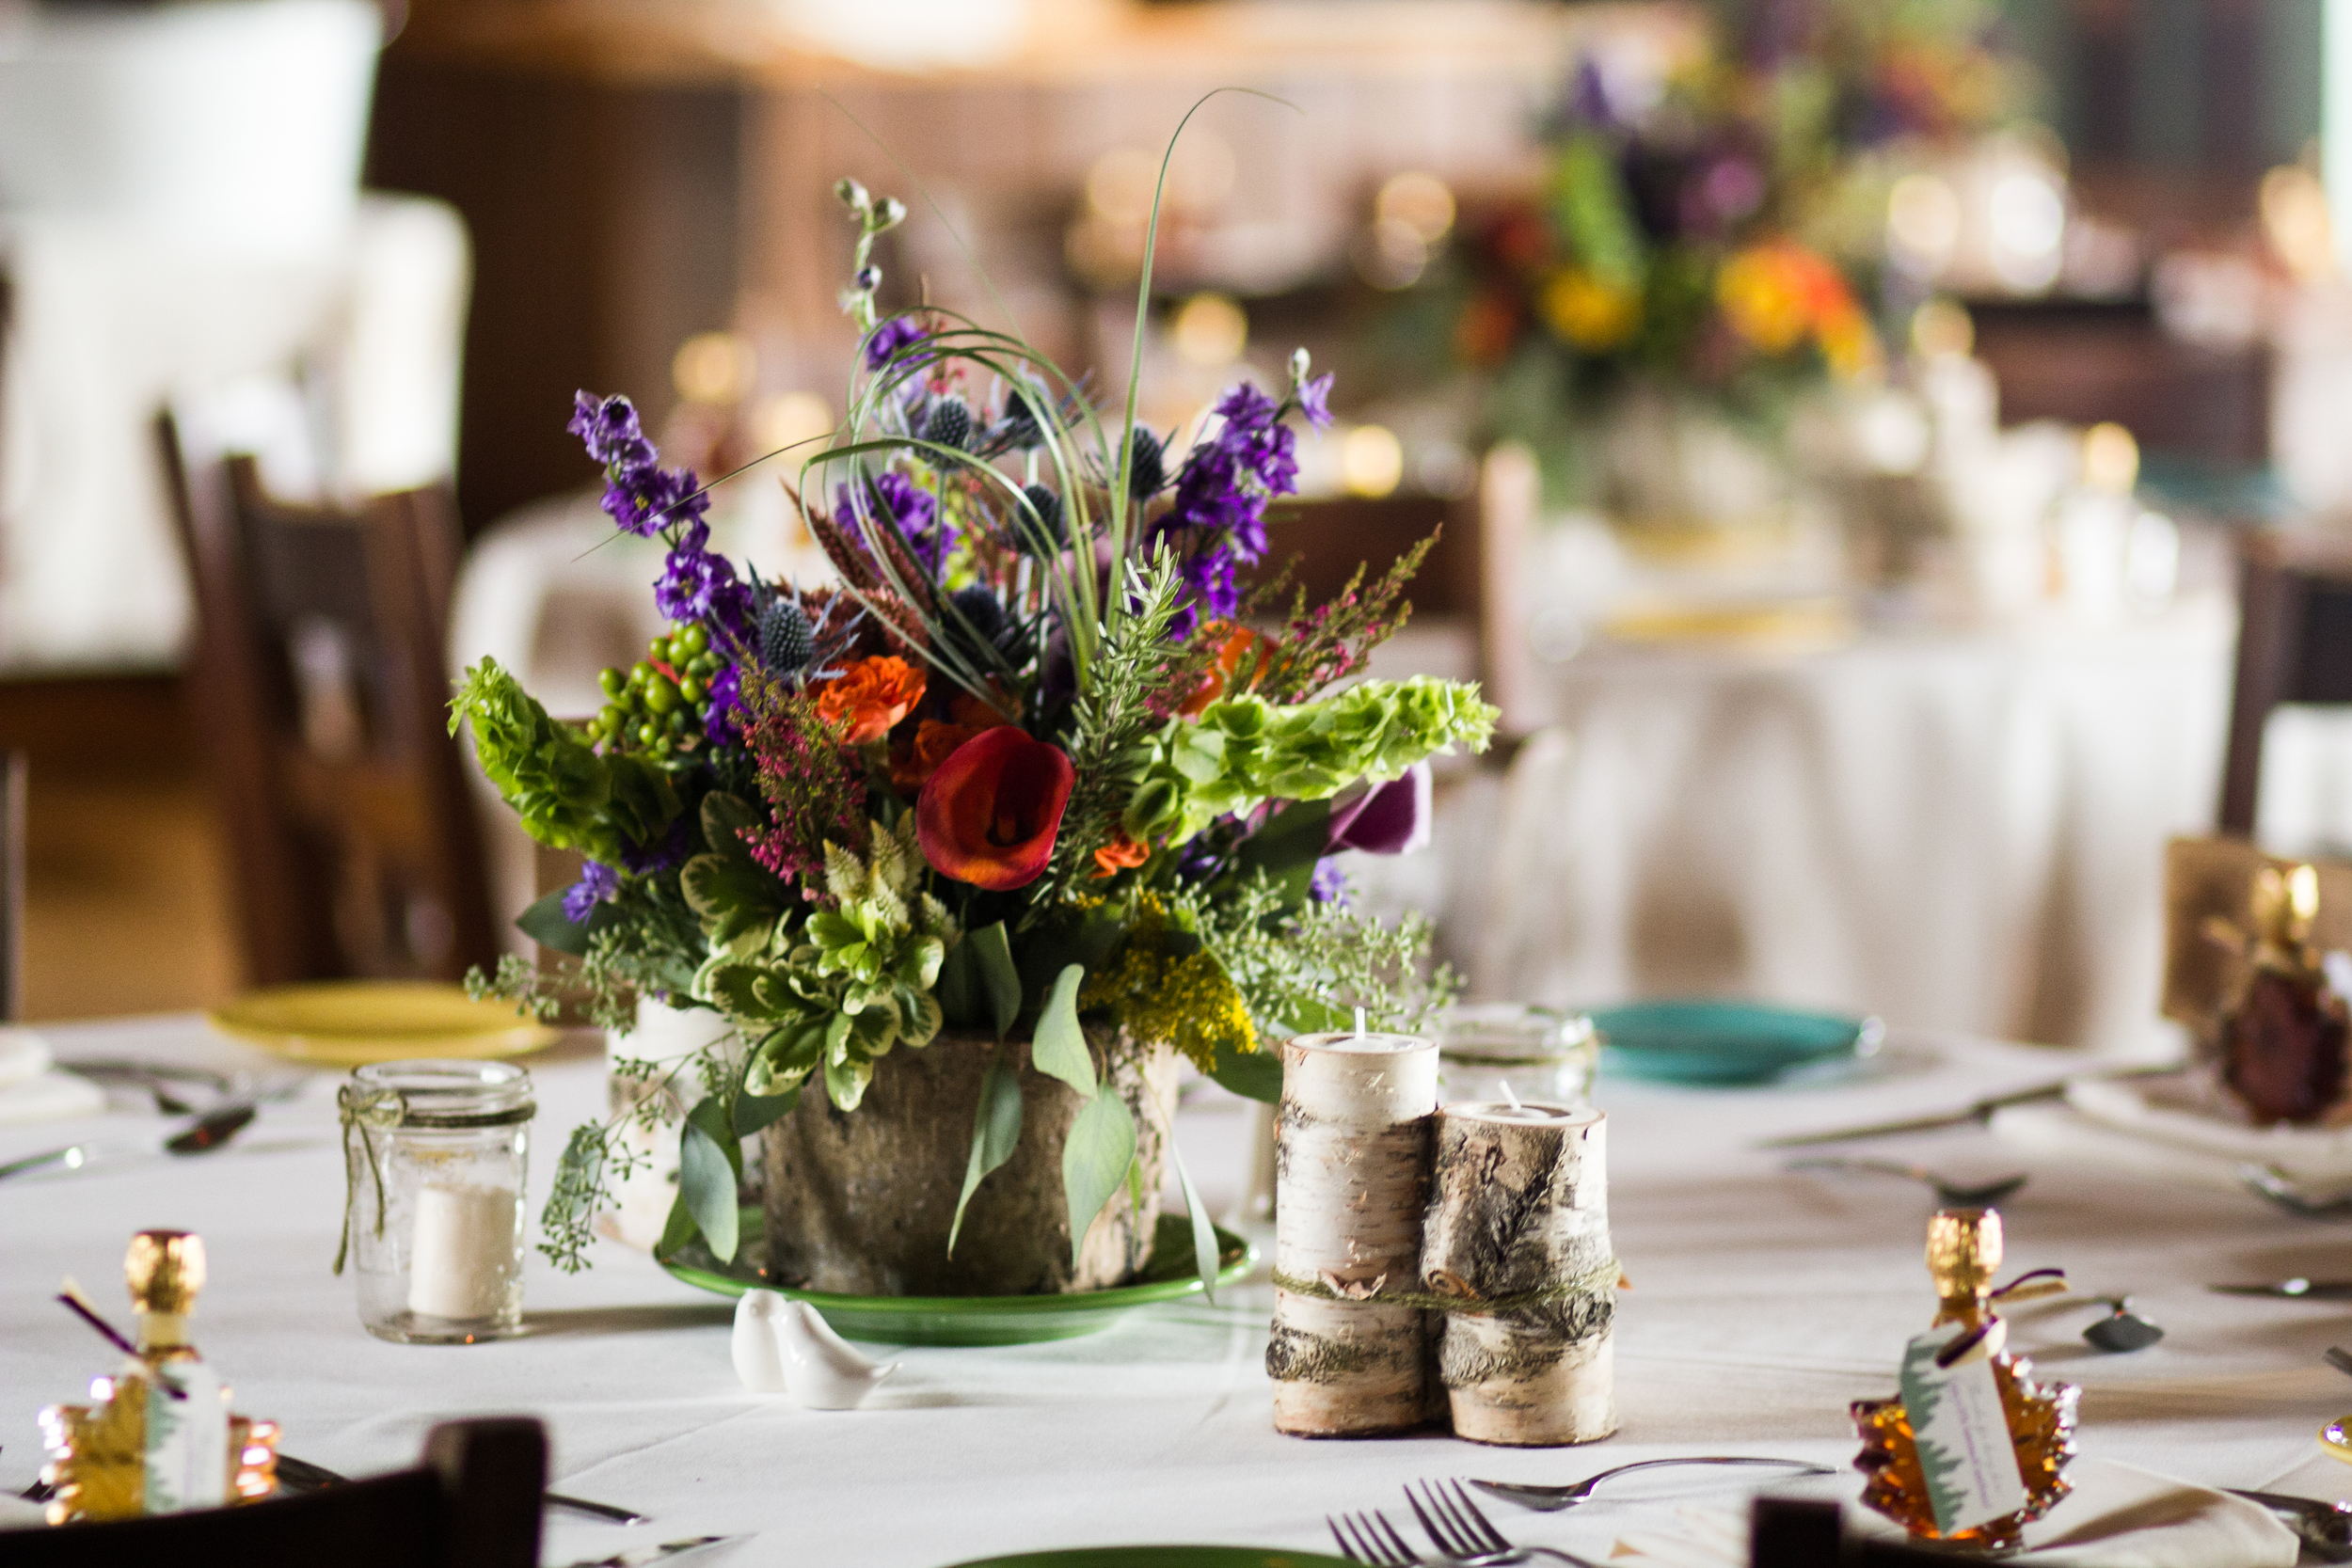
[1267,1029,1441,1437]
[1421,1100,1618,1447]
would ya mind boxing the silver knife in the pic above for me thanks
[1756,1063,2183,1149]
[0,1102,258,1180]
[555,1537,741,1568]
[2210,1278,2352,1299]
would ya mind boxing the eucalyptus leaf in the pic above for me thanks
[655,1189,697,1261]
[970,921,1022,1038]
[1061,1085,1137,1268]
[1168,1135,1219,1305]
[733,1084,800,1137]
[1207,1049,1283,1105]
[679,1100,741,1261]
[947,1054,1025,1254]
[934,936,981,1030]
[1031,963,1094,1096]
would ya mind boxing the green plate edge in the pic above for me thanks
[940,1549,1350,1567]
[1591,999,1878,1085]
[660,1209,1257,1346]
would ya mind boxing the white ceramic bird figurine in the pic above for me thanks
[731,1290,792,1394]
[773,1300,899,1410]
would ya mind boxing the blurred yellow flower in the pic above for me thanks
[1718,240,1881,378]
[1539,268,1642,351]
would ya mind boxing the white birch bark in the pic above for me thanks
[1267,1031,1440,1437]
[1421,1102,1617,1446]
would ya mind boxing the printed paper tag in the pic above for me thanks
[1898,1323,2026,1535]
[144,1359,229,1513]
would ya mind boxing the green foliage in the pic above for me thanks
[1030,964,1093,1095]
[1125,676,1499,844]
[680,793,792,954]
[450,657,678,864]
[948,1053,1024,1254]
[1061,1085,1137,1269]
[679,1096,743,1262]
[1180,868,1457,1044]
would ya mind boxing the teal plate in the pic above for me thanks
[660,1209,1256,1346]
[1591,999,1882,1085]
[942,1550,1348,1567]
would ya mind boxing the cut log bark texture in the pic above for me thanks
[763,1030,1177,1295]
[1268,1031,1440,1437]
[1421,1102,1617,1446]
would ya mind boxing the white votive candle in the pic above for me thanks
[1446,1101,1589,1125]
[406,1184,518,1321]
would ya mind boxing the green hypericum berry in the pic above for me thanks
[676,623,709,657]
[598,704,626,735]
[649,636,672,665]
[667,708,692,735]
[598,667,627,700]
[636,721,660,747]
[629,661,655,688]
[644,676,679,715]
[680,676,707,704]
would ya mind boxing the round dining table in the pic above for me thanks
[6,1014,2351,1566]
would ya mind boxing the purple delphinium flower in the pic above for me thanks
[1153,378,1314,636]
[1170,546,1241,640]
[621,816,691,876]
[568,392,656,472]
[653,518,751,628]
[571,389,709,539]
[702,659,746,747]
[866,314,926,370]
[840,471,953,574]
[562,860,621,924]
[1309,858,1349,907]
[1296,372,1336,431]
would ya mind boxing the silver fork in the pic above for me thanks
[2238,1163,2352,1217]
[1327,1509,1424,1564]
[1405,1480,1606,1566]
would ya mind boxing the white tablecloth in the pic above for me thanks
[9,1017,2352,1564]
[1476,598,2242,1056]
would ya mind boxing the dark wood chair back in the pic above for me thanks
[1,749,22,1021]
[4,1417,544,1568]
[157,408,499,986]
[2219,527,2352,836]
[1750,1497,1977,1566]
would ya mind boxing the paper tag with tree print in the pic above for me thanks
[1898,1322,2026,1534]
[144,1358,229,1513]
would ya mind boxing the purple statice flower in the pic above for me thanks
[562,860,620,924]
[866,314,926,370]
[1309,858,1349,906]
[568,392,656,472]
[653,517,751,627]
[621,816,691,876]
[1296,372,1336,431]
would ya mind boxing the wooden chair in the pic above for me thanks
[1,749,22,1021]
[2218,527,2352,836]
[1749,1497,1973,1566]
[4,1417,544,1568]
[157,406,500,986]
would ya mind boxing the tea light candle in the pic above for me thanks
[1267,1030,1440,1437]
[1421,1100,1617,1447]
[406,1184,519,1322]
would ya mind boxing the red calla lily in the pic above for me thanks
[916,725,1075,891]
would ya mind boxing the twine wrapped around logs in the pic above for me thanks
[1420,1101,1617,1447]
[1266,1030,1440,1437]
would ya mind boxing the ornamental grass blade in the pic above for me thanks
[970,921,1022,1038]
[1167,1132,1222,1307]
[678,1101,741,1262]
[948,1054,1024,1255]
[1032,963,1094,1096]
[1062,1086,1136,1268]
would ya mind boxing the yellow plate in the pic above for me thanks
[206,981,557,1066]
[2323,1416,2352,1464]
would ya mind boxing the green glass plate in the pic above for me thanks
[1592,999,1883,1085]
[942,1550,1349,1567]
[660,1209,1256,1346]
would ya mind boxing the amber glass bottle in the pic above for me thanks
[1851,1209,2077,1551]
[2222,863,2351,1124]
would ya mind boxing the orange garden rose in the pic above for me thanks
[1091,830,1151,879]
[816,656,926,745]
[915,725,1075,891]
[1176,622,1268,718]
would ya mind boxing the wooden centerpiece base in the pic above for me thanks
[762,1030,1178,1296]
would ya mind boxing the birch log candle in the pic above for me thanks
[1267,1030,1440,1437]
[1422,1101,1617,1446]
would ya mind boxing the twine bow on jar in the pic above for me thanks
[333,1084,405,1275]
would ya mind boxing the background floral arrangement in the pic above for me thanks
[1391,0,2024,495]
[456,177,1497,1280]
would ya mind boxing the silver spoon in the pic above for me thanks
[2238,1164,2352,1217]
[2080,1296,2163,1353]
[1788,1157,2028,1207]
[1470,1456,1837,1513]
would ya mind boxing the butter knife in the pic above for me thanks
[276,1452,648,1526]
[556,1537,740,1568]
[1756,1063,2182,1149]
[2208,1278,2352,1299]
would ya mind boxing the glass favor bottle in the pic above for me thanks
[2219,863,2351,1125]
[1851,1209,2077,1551]
[39,1231,278,1521]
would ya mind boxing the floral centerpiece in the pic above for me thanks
[456,178,1495,1296]
[1394,0,2022,512]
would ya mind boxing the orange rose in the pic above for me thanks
[1177,622,1267,717]
[1091,830,1151,879]
[817,656,926,745]
[893,719,981,793]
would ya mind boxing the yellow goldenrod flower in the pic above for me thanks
[1538,268,1642,351]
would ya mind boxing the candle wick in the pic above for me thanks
[1354,1006,1366,1040]
[1502,1080,1522,1111]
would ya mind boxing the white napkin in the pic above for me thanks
[1990,1074,2352,1191]
[1990,1102,2250,1194]
[0,1073,104,1125]
[0,1026,51,1088]
[1609,1460,2299,1568]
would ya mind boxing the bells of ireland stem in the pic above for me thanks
[915,726,1076,891]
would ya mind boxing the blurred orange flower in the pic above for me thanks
[1091,830,1151,879]
[1717,240,1880,376]
[1176,622,1267,717]
[1454,293,1521,367]
[817,656,925,745]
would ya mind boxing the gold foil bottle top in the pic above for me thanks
[1926,1208,2001,1308]
[125,1231,204,1320]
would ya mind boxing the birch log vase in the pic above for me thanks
[1267,1030,1440,1437]
[1421,1101,1617,1447]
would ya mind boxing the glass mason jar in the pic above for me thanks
[339,1060,534,1344]
[1438,1004,1597,1107]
